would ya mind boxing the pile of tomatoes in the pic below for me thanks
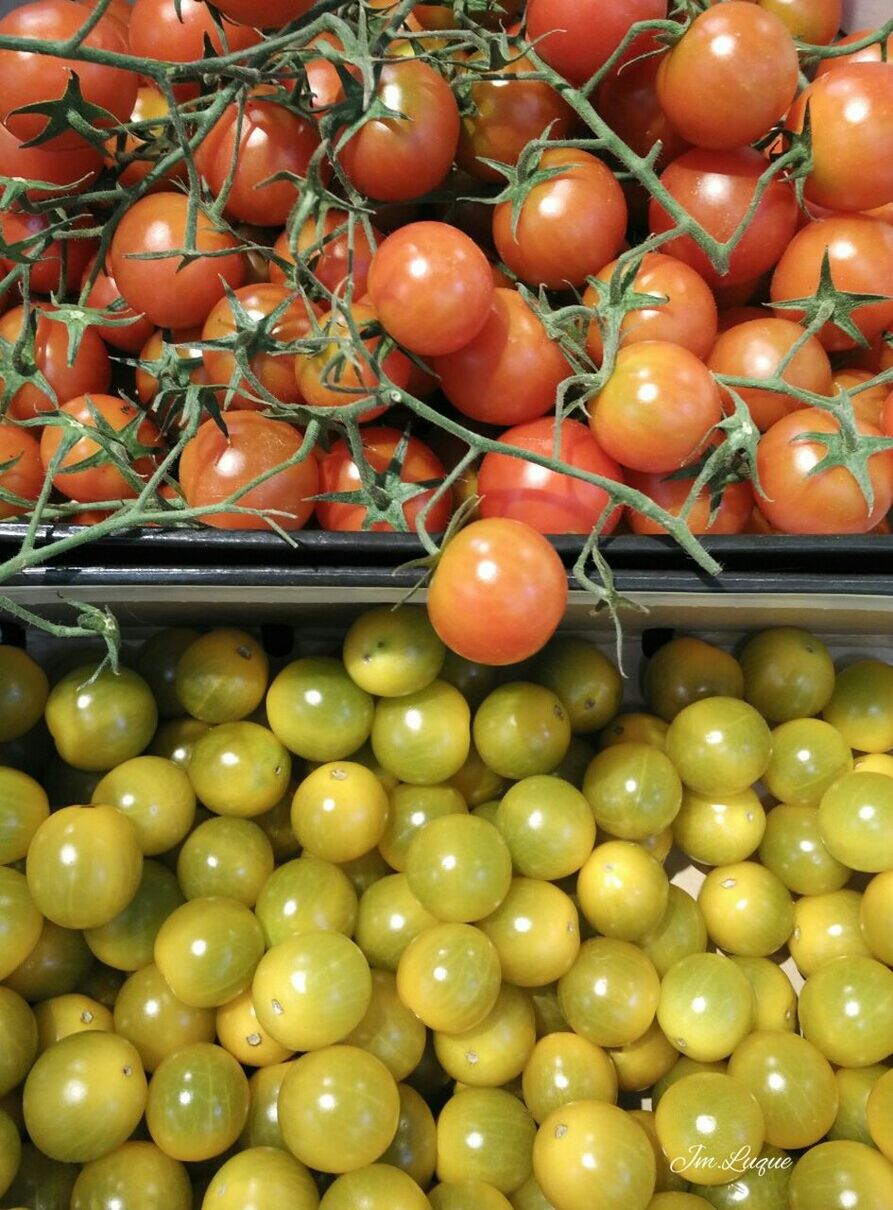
[0,0,890,555]
[1,610,893,1209]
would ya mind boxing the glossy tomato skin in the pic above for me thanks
[526,0,668,86]
[591,341,722,473]
[40,394,161,504]
[787,65,893,214]
[0,121,103,202]
[0,305,112,421]
[756,408,893,534]
[428,518,568,666]
[0,0,137,150]
[478,418,624,535]
[657,2,798,150]
[0,423,44,519]
[179,412,318,531]
[270,210,381,298]
[129,0,261,99]
[626,469,753,536]
[316,426,451,533]
[338,59,460,201]
[770,216,893,351]
[368,222,494,357]
[81,257,155,355]
[493,149,627,289]
[1,210,96,297]
[434,288,569,427]
[109,194,246,331]
[649,148,799,288]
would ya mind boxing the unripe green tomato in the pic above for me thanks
[598,712,668,752]
[698,862,794,957]
[33,991,112,1052]
[789,1141,893,1210]
[666,697,771,797]
[829,1065,887,1146]
[0,986,38,1096]
[609,1018,680,1093]
[789,889,870,977]
[473,683,570,780]
[373,680,471,785]
[0,865,43,980]
[378,1083,437,1188]
[345,969,427,1081]
[154,896,265,1008]
[728,1030,838,1150]
[763,718,852,807]
[255,854,358,946]
[45,665,158,772]
[558,937,660,1049]
[655,1073,765,1189]
[267,656,374,761]
[861,869,893,965]
[175,629,268,724]
[479,878,580,988]
[355,873,439,972]
[93,755,196,855]
[134,627,200,719]
[582,743,682,839]
[576,841,669,942]
[405,813,512,923]
[657,953,754,1063]
[672,787,766,866]
[759,804,850,896]
[321,1163,430,1209]
[0,645,49,743]
[819,771,893,871]
[3,918,92,1002]
[146,1042,249,1163]
[497,775,595,881]
[645,637,744,723]
[201,1146,319,1210]
[70,1141,192,1210]
[639,885,708,978]
[435,983,536,1088]
[799,956,893,1067]
[729,956,797,1033]
[188,721,292,817]
[431,1178,512,1209]
[531,637,622,734]
[437,1088,536,1194]
[0,766,48,864]
[740,626,835,723]
[0,1105,20,1201]
[291,761,389,863]
[822,659,893,752]
[84,858,184,971]
[343,605,446,697]
[398,922,502,1033]
[381,782,468,871]
[521,1031,617,1124]
[176,816,274,906]
[113,963,216,1073]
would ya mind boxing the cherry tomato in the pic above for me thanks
[0,119,103,203]
[134,326,210,412]
[0,304,112,422]
[270,210,381,297]
[626,469,753,536]
[0,423,43,519]
[40,394,161,504]
[1,208,96,297]
[295,301,410,418]
[526,0,668,86]
[80,256,155,354]
[128,0,261,100]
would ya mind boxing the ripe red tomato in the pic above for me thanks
[0,122,103,201]
[427,518,568,665]
[0,0,137,150]
[657,2,799,150]
[525,0,668,86]
[0,422,43,519]
[40,394,162,503]
[756,407,893,533]
[584,252,718,363]
[757,0,841,44]
[590,341,722,473]
[649,148,799,288]
[626,467,753,535]
[0,306,111,422]
[135,328,210,412]
[201,285,318,410]
[368,222,494,357]
[433,288,569,427]
[786,65,893,214]
[316,426,452,533]
[213,0,315,23]
[815,29,893,77]
[478,417,624,534]
[179,412,318,531]
[337,59,460,202]
[597,40,690,169]
[707,317,833,431]
[269,211,381,298]
[109,194,246,331]
[81,258,155,355]
[195,89,324,227]
[128,0,262,100]
[492,148,627,289]
[770,215,893,351]
[1,210,97,297]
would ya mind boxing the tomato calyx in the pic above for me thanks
[12,75,124,154]
[0,319,53,410]
[773,248,893,349]
[792,401,893,512]
[482,140,575,239]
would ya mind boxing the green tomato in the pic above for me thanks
[345,969,427,1082]
[829,1065,887,1146]
[93,755,196,856]
[639,885,708,978]
[763,718,852,807]
[759,804,849,896]
[655,1073,765,1188]
[437,1088,536,1194]
[789,889,870,977]
[45,665,158,772]
[188,721,292,818]
[84,859,184,971]
[610,1020,680,1093]
[698,1145,793,1209]
[822,659,893,753]
[70,1141,192,1210]
[497,776,595,881]
[473,684,570,781]
[146,1042,249,1162]
[0,766,48,865]
[739,627,835,723]
[0,865,43,981]
[378,1083,437,1189]
[380,782,468,872]
[479,878,580,989]
[354,873,439,972]
[201,1146,319,1210]
[343,605,445,698]
[434,983,536,1089]
[267,656,374,762]
[153,896,265,1008]
[240,1062,291,1151]
[861,870,893,965]
[698,863,795,957]
[430,1178,513,1209]
[1,1140,78,1210]
[3,918,92,1002]
[33,991,113,1052]
[558,937,660,1049]
[0,645,49,743]
[653,1057,728,1108]
[176,816,274,906]
[0,1106,20,1201]
[174,629,268,724]
[373,680,471,785]
[789,1141,893,1210]
[135,628,201,720]
[113,963,216,1073]
[657,953,754,1063]
[397,922,501,1033]
[666,698,771,797]
[531,637,622,734]
[320,1163,429,1209]
[255,854,357,946]
[645,638,744,724]
[582,743,681,840]
[819,771,893,872]
[728,1031,838,1150]
[0,985,38,1096]
[292,762,390,863]
[405,814,512,923]
[521,1031,617,1124]
[799,956,893,1067]
[728,957,796,1032]
[598,712,668,752]
[577,840,669,942]
[149,717,211,769]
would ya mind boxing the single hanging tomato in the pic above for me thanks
[128,0,262,100]
[0,305,111,422]
[1,211,97,298]
[0,122,103,202]
[428,518,568,666]
[0,424,43,519]
[492,148,627,289]
[477,417,625,535]
[626,468,753,535]
[80,258,155,355]
[40,394,162,504]
[657,1,799,150]
[269,210,382,298]
[525,0,668,86]
[648,148,799,288]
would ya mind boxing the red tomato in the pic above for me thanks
[128,0,262,100]
[109,194,246,331]
[584,252,718,363]
[428,518,568,665]
[756,407,893,533]
[707,317,833,431]
[787,65,893,214]
[201,285,319,410]
[0,122,103,201]
[492,148,627,289]
[757,0,841,44]
[303,35,344,114]
[649,148,799,288]
[294,301,410,419]
[269,211,381,298]
[368,222,494,357]
[1,210,97,297]
[597,41,690,169]
[337,59,460,202]
[478,417,624,534]
[179,412,318,531]
[0,305,111,422]
[135,328,210,412]
[525,0,668,86]
[456,56,574,183]
[0,422,43,519]
[770,215,893,351]
[626,468,753,535]
[40,394,162,503]
[815,29,893,77]
[213,0,315,23]
[0,0,136,150]
[433,288,569,427]
[316,425,452,533]
[195,89,324,227]
[81,258,155,355]
[657,2,799,150]
[590,341,722,473]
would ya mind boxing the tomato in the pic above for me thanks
[770,215,893,351]
[816,29,893,77]
[179,412,318,531]
[1,209,96,297]
[585,253,718,364]
[343,605,446,699]
[368,222,494,357]
[525,0,667,86]
[428,518,568,666]
[128,0,262,99]
[492,149,627,289]
[590,341,721,473]
[0,423,43,519]
[135,327,210,411]
[708,317,833,431]
[0,0,137,150]
[626,469,752,536]
[70,1142,192,1210]
[786,64,893,216]
[649,148,799,288]
[756,407,893,533]
[338,59,460,201]
[40,393,161,504]
[270,210,381,297]
[434,289,569,427]
[316,425,451,533]
[109,194,246,331]
[295,301,410,418]
[597,42,690,170]
[214,0,315,24]
[437,1088,535,1194]
[80,257,155,355]
[0,305,104,421]
[0,120,103,201]
[657,2,798,150]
